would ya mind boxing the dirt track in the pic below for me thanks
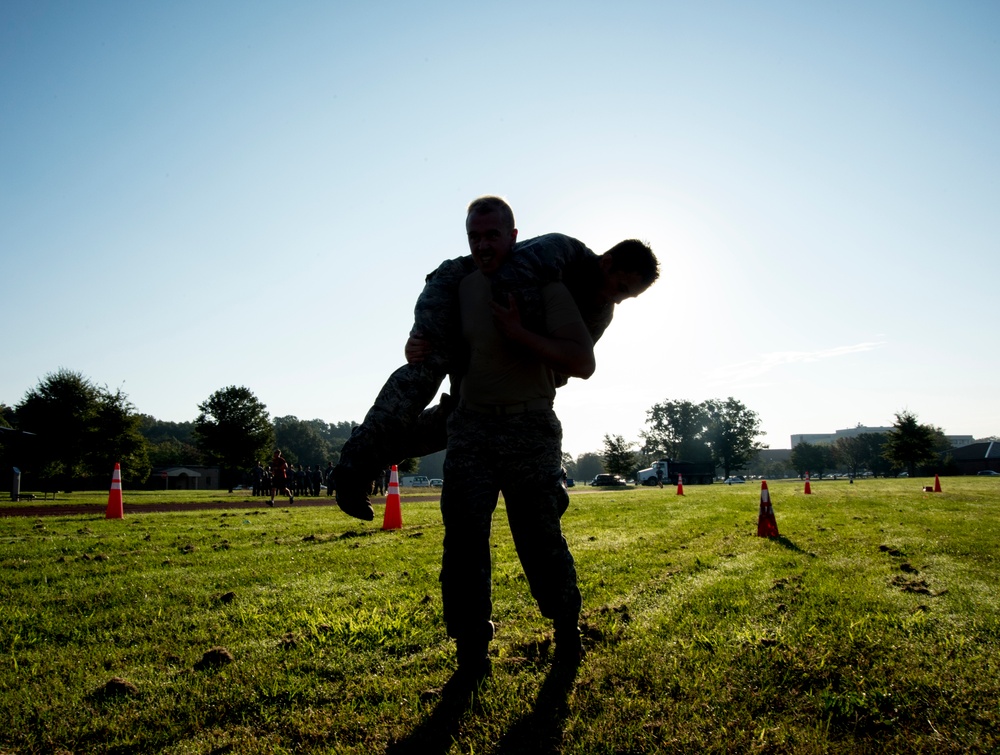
[0,493,443,518]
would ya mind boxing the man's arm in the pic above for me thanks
[490,295,595,379]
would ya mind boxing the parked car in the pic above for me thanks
[590,474,628,487]
[723,476,746,485]
[429,478,444,487]
[565,478,575,488]
[977,470,1000,476]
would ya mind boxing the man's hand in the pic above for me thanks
[491,293,594,379]
[405,330,433,364]
[489,294,527,341]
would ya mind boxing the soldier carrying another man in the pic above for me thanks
[333,199,659,520]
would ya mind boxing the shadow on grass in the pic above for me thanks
[769,535,813,556]
[385,662,578,755]
[384,672,483,755]
[492,662,578,755]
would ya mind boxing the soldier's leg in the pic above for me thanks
[334,258,471,519]
[440,409,500,675]
[499,410,582,659]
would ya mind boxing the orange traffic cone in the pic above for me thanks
[757,480,779,537]
[106,463,124,519]
[676,474,684,496]
[933,474,942,493]
[382,465,402,531]
[804,471,812,495]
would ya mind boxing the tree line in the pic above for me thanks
[0,369,358,491]
[2,370,954,492]
[788,412,952,479]
[562,397,769,482]
[576,402,953,485]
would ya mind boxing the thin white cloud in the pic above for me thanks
[708,342,886,385]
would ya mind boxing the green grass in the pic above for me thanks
[1,477,998,753]
[2,488,278,508]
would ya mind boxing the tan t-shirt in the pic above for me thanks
[459,271,586,405]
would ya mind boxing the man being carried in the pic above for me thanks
[334,199,659,520]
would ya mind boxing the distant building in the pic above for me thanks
[790,426,893,447]
[148,466,221,490]
[949,441,1000,475]
[791,425,975,449]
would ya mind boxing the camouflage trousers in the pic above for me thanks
[439,405,580,644]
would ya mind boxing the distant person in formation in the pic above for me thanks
[310,465,323,497]
[252,461,265,497]
[295,464,307,497]
[325,461,336,496]
[269,450,294,507]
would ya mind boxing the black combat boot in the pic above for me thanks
[553,619,584,669]
[452,636,492,691]
[333,464,374,521]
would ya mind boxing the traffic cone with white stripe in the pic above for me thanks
[382,465,402,530]
[757,480,779,538]
[804,471,812,495]
[676,474,685,496]
[106,463,124,519]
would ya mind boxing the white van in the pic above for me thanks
[401,475,430,487]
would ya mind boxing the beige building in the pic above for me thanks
[791,425,975,449]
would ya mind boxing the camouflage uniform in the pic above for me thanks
[440,405,579,646]
[337,234,613,484]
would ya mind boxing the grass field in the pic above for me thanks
[1,477,998,754]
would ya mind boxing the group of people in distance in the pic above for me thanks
[333,195,659,688]
[246,456,397,507]
[247,457,393,506]
[249,454,333,505]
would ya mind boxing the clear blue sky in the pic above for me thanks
[3,1,998,459]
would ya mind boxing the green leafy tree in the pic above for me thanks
[395,457,419,475]
[757,456,794,480]
[86,387,151,485]
[832,436,866,478]
[602,434,636,479]
[575,452,604,482]
[640,399,709,460]
[11,369,149,489]
[273,416,332,466]
[138,415,197,444]
[790,441,833,479]
[703,397,767,479]
[14,369,102,488]
[194,386,274,490]
[147,437,205,467]
[882,411,939,477]
[561,452,578,479]
[309,419,351,455]
[856,432,891,477]
[138,415,204,467]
